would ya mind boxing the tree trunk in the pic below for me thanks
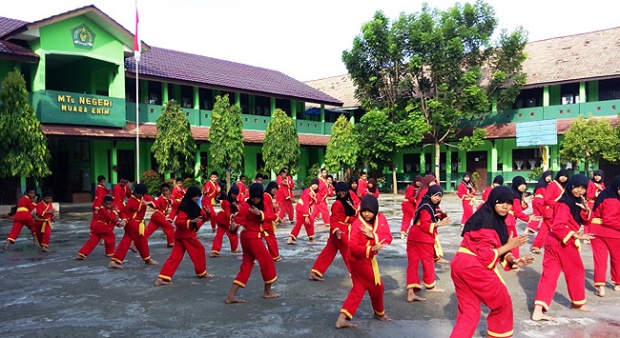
[434,142,441,183]
[392,167,398,194]
[226,171,231,192]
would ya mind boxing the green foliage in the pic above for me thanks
[182,177,201,188]
[471,172,481,189]
[209,95,244,189]
[141,170,162,196]
[262,109,300,175]
[559,116,620,167]
[325,115,358,172]
[303,163,321,188]
[0,69,51,179]
[151,100,196,175]
[527,166,544,181]
[459,128,487,151]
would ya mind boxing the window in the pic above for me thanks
[560,83,579,105]
[180,85,194,108]
[403,154,420,173]
[512,148,540,171]
[513,87,543,109]
[240,94,249,114]
[199,88,213,110]
[147,81,161,104]
[255,95,271,116]
[275,98,291,116]
[598,78,620,101]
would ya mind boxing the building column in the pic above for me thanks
[162,82,169,103]
[579,82,586,103]
[270,98,276,116]
[193,87,200,109]
[290,101,297,120]
[320,105,325,134]
[111,142,118,184]
[140,79,148,103]
[235,92,241,107]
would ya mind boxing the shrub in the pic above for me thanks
[141,170,162,196]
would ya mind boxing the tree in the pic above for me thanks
[343,2,528,179]
[0,68,51,193]
[559,116,620,173]
[325,115,358,178]
[209,94,244,191]
[263,108,300,176]
[151,100,196,176]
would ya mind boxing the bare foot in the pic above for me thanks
[263,291,280,299]
[75,254,85,260]
[41,246,49,253]
[571,305,594,312]
[3,241,9,250]
[595,286,606,297]
[308,239,317,244]
[224,297,246,304]
[531,312,555,321]
[436,257,449,264]
[308,272,324,281]
[335,314,357,329]
[209,253,219,258]
[407,293,426,302]
[129,242,137,252]
[154,278,171,286]
[108,261,123,269]
[274,257,282,262]
[287,238,297,245]
[614,285,620,292]
[426,287,445,292]
[400,232,406,240]
[202,273,215,279]
[145,258,159,265]
[374,314,391,322]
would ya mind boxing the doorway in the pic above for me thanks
[466,151,488,190]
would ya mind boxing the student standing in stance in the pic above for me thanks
[263,182,281,261]
[4,187,38,250]
[276,168,295,224]
[457,172,476,228]
[400,175,423,240]
[287,179,319,244]
[169,178,186,220]
[335,195,393,328]
[348,177,360,209]
[210,186,240,257]
[584,169,605,238]
[112,176,132,212]
[505,176,539,265]
[34,191,55,252]
[144,183,175,247]
[202,171,221,231]
[532,174,594,321]
[92,175,110,215]
[77,196,119,259]
[527,171,552,253]
[478,175,504,209]
[450,186,534,338]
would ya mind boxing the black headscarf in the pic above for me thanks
[348,176,358,193]
[413,185,443,225]
[310,178,319,188]
[265,181,278,197]
[593,175,620,212]
[368,178,378,193]
[178,186,202,219]
[247,183,265,210]
[462,186,513,245]
[557,174,589,224]
[492,175,504,185]
[555,169,570,188]
[511,176,526,200]
[592,170,604,183]
[133,183,147,195]
[462,172,474,189]
[535,171,553,190]
[359,195,379,224]
[335,182,356,216]
[226,186,239,204]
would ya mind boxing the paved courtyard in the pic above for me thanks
[1,193,619,337]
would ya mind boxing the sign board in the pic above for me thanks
[516,119,557,147]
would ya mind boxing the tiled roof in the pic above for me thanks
[125,47,342,107]
[484,116,619,139]
[41,122,330,146]
[304,74,360,109]
[0,40,38,61]
[0,16,26,37]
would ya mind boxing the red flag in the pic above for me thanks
[133,1,140,61]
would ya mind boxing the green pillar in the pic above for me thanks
[270,97,276,116]
[193,87,200,109]
[543,86,550,106]
[320,105,326,134]
[140,79,148,103]
[419,150,426,174]
[111,142,118,184]
[291,101,297,119]
[235,92,241,107]
[162,82,169,103]
[32,53,45,91]
[445,148,452,191]
[490,141,498,174]
[20,176,26,194]
[579,82,586,103]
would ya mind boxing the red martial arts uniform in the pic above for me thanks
[6,196,36,244]
[368,189,380,199]
[310,200,355,277]
[477,186,493,211]
[210,198,239,255]
[450,228,514,338]
[77,207,119,258]
[357,179,368,199]
[340,213,393,320]
[400,185,417,235]
[34,201,55,248]
[262,193,280,261]
[504,198,530,259]
[145,194,175,247]
[311,177,331,227]
[526,187,546,234]
[112,183,131,212]
[534,202,590,311]
[232,202,278,288]
[536,180,564,251]
[590,198,620,288]
[416,187,428,206]
[92,183,110,214]
[111,194,156,265]
[157,209,209,282]
[169,185,186,220]
[289,188,317,241]
[457,182,475,226]
[236,181,247,203]
[407,208,439,291]
[202,180,221,230]
[584,180,605,233]
[350,189,360,209]
[276,175,295,222]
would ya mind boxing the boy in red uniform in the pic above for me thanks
[457,172,476,228]
[4,187,38,250]
[311,168,331,227]
[210,186,240,257]
[532,174,594,321]
[335,195,393,328]
[155,186,214,285]
[34,191,55,252]
[357,173,368,198]
[76,196,120,259]
[202,171,221,231]
[406,186,452,301]
[527,171,552,253]
[145,183,175,247]
[169,178,186,220]
[112,176,132,212]
[263,182,281,261]
[450,186,534,338]
[309,182,357,281]
[287,178,319,244]
[225,183,279,303]
[108,183,158,269]
[236,175,247,203]
[400,175,422,240]
[276,168,295,224]
[92,175,110,215]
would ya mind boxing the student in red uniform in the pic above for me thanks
[287,179,320,244]
[311,168,331,227]
[367,178,380,198]
[400,176,423,240]
[225,183,279,303]
[537,170,569,254]
[584,169,605,236]
[505,176,539,264]
[335,195,393,328]
[276,168,295,224]
[478,175,504,210]
[263,182,281,261]
[4,187,38,250]
[155,186,214,286]
[254,173,264,184]
[415,175,436,206]
[108,183,158,269]
[210,186,240,257]
[236,175,247,203]
[590,175,620,297]
[76,196,120,259]
[457,172,476,228]
[202,171,221,231]
[309,182,357,281]
[450,186,534,338]
[527,171,553,253]
[357,173,368,199]
[34,191,55,252]
[92,175,110,215]
[112,176,132,212]
[145,183,175,247]
[532,174,594,321]
[406,185,452,301]
[169,178,186,220]
[348,177,360,209]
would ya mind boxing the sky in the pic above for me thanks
[3,0,620,82]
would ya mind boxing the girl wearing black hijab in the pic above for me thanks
[457,172,476,228]
[528,171,553,253]
[532,174,593,321]
[479,175,504,209]
[450,186,534,338]
[505,176,539,263]
[406,185,452,302]
[288,178,320,245]
[210,186,240,258]
[584,169,606,236]
[155,186,214,286]
[263,181,281,261]
[348,176,360,209]
[309,182,357,281]
[401,175,424,240]
[589,175,620,297]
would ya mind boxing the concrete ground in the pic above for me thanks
[1,193,620,338]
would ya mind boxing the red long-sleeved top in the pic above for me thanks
[295,188,317,217]
[543,181,564,218]
[14,196,35,221]
[153,195,172,219]
[348,214,393,263]
[549,202,591,247]
[506,197,530,226]
[121,195,155,221]
[91,207,119,232]
[316,177,329,202]
[174,209,207,239]
[35,201,54,222]
[459,228,509,271]
[202,180,220,200]
[217,199,235,226]
[457,182,475,201]
[171,186,186,207]
[329,200,356,236]
[92,184,110,210]
[591,198,620,238]
[481,186,493,203]
[403,185,416,206]
[234,202,276,240]
[408,208,437,244]
[349,190,360,209]
[357,179,368,198]
[236,182,247,203]
[586,181,605,203]
[415,187,428,206]
[276,175,294,201]
[112,184,131,211]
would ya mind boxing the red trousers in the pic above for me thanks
[460,199,473,225]
[77,229,116,258]
[311,232,350,277]
[406,241,436,290]
[450,253,513,338]
[532,218,552,250]
[34,220,52,247]
[526,202,545,232]
[208,205,217,230]
[233,237,277,287]
[111,220,151,264]
[591,236,620,287]
[158,236,207,282]
[311,200,330,226]
[340,260,385,320]
[6,219,35,243]
[534,236,586,311]
[278,199,294,222]
[401,203,415,234]
[289,207,315,241]
[145,212,175,246]
[210,225,239,255]
[506,224,519,259]
[263,224,280,261]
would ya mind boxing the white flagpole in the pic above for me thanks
[135,0,140,183]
